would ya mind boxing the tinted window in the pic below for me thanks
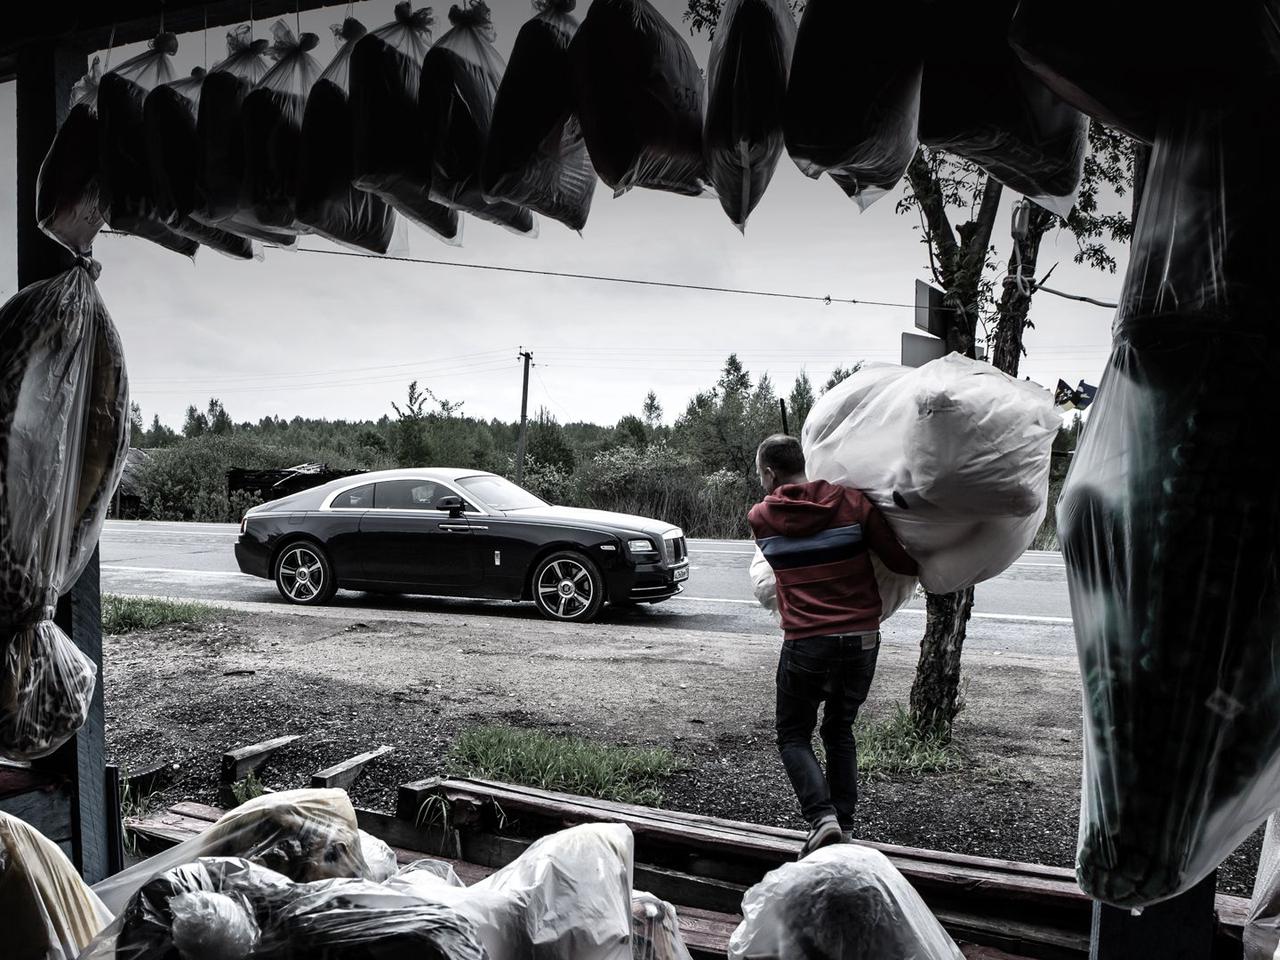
[331,483,375,509]
[375,480,451,511]
[457,475,545,510]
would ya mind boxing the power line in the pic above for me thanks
[138,349,512,384]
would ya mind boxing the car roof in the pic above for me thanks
[328,468,495,487]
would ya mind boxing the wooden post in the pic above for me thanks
[16,39,110,883]
[1091,871,1217,960]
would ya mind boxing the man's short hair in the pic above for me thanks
[757,434,805,476]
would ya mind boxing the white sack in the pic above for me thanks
[1247,811,1280,959]
[728,844,963,960]
[801,354,1057,595]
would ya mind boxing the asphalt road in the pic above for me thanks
[99,521,1077,661]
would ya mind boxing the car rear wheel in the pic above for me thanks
[275,542,337,605]
[532,551,605,623]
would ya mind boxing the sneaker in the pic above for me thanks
[839,824,855,843]
[799,816,842,860]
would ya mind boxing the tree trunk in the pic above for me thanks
[990,204,1056,377]
[909,587,975,741]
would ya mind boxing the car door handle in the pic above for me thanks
[438,523,471,533]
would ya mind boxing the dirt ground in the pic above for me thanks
[102,604,1263,897]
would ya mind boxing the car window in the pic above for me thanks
[330,483,375,509]
[457,475,546,511]
[374,480,451,511]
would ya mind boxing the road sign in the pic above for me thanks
[915,279,948,338]
[902,332,948,368]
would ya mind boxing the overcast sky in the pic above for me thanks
[0,0,1124,431]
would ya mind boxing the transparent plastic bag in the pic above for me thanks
[1058,89,1280,908]
[242,21,323,233]
[388,823,635,960]
[296,19,401,254]
[705,0,795,230]
[481,0,594,232]
[350,2,463,245]
[143,69,257,260]
[783,0,920,211]
[729,844,963,960]
[358,829,399,883]
[97,33,199,258]
[749,545,783,626]
[0,265,127,760]
[569,0,708,197]
[92,788,370,915]
[801,355,1057,598]
[36,58,105,256]
[918,1,1086,218]
[1247,813,1280,960]
[420,2,536,235]
[0,811,112,960]
[631,891,692,960]
[1009,1,1280,144]
[192,26,296,248]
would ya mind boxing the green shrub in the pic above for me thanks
[102,595,216,634]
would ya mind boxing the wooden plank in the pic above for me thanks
[312,745,393,791]
[0,781,74,842]
[935,908,1088,960]
[169,801,226,823]
[634,862,746,916]
[221,734,302,784]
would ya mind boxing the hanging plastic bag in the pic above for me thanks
[1009,1,1280,144]
[296,19,400,254]
[729,844,963,960]
[1247,812,1280,960]
[918,1,1086,217]
[388,823,635,960]
[192,26,296,248]
[704,0,795,230]
[569,0,708,197]
[97,33,199,257]
[350,2,462,245]
[1057,87,1280,908]
[144,69,257,260]
[0,811,112,960]
[801,355,1056,599]
[420,2,536,235]
[783,0,920,210]
[0,264,127,760]
[632,891,693,960]
[242,21,323,233]
[481,1,593,232]
[92,788,370,915]
[36,59,105,256]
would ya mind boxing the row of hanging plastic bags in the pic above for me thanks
[36,0,1096,261]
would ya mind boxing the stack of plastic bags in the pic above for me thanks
[0,264,128,761]
[759,354,1055,621]
[1057,81,1280,906]
[729,844,964,960]
[1,811,111,960]
[36,58,105,256]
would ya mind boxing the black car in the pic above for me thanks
[234,468,690,622]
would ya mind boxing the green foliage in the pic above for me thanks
[822,362,864,395]
[856,705,963,777]
[526,409,576,474]
[231,771,268,806]
[102,595,216,634]
[449,725,680,806]
[787,371,816,434]
[642,390,663,429]
[392,380,432,467]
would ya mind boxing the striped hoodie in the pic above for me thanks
[748,480,919,641]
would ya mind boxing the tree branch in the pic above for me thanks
[905,149,959,283]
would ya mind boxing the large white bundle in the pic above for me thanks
[801,354,1057,598]
[729,844,963,960]
[389,823,636,960]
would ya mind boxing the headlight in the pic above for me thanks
[628,538,657,555]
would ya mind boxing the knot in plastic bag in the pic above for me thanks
[267,22,320,59]
[394,1,435,34]
[150,32,180,56]
[74,255,102,281]
[534,0,577,12]
[335,17,368,43]
[448,1,494,38]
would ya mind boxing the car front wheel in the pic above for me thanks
[532,551,605,623]
[275,542,337,605]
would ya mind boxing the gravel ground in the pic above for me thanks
[102,606,1263,897]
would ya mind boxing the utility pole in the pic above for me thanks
[514,349,533,486]
[779,398,789,435]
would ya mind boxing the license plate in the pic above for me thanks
[673,566,689,582]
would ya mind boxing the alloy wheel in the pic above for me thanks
[279,546,325,603]
[536,558,595,620]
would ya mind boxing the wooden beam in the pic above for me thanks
[220,734,301,785]
[311,745,393,791]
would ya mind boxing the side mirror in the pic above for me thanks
[437,495,465,517]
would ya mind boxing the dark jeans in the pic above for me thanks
[775,633,880,828]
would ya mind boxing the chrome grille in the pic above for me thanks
[671,537,687,563]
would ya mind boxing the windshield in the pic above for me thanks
[457,475,547,511]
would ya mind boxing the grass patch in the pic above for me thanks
[102,595,216,634]
[856,705,963,778]
[231,771,268,806]
[448,725,680,806]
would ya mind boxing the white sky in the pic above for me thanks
[0,0,1125,430]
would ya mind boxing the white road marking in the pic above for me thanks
[674,596,1074,626]
[102,564,255,579]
